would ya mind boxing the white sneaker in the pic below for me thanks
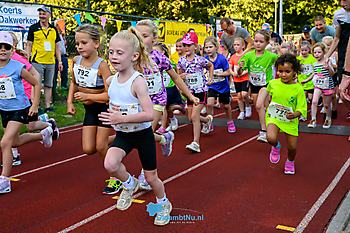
[237,112,245,120]
[299,116,307,121]
[186,141,201,153]
[245,106,252,118]
[170,118,178,131]
[154,201,173,226]
[339,98,343,104]
[0,175,11,194]
[138,172,151,190]
[257,131,268,143]
[201,115,213,134]
[200,107,207,114]
[308,119,316,128]
[116,177,140,211]
[320,107,325,113]
[41,126,53,148]
[323,119,331,129]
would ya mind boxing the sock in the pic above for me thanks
[326,116,331,121]
[12,148,18,158]
[159,135,166,144]
[274,141,281,149]
[262,130,267,132]
[287,159,294,163]
[170,116,176,121]
[156,193,169,205]
[122,174,134,189]
[312,116,316,121]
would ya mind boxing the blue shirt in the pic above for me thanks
[205,53,230,93]
[311,25,336,42]
[0,59,30,111]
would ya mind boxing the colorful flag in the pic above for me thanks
[85,12,96,23]
[74,14,81,26]
[131,21,136,27]
[57,19,66,34]
[117,21,122,32]
[101,17,106,30]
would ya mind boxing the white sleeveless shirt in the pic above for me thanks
[108,71,151,132]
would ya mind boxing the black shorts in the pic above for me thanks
[110,127,157,171]
[0,107,30,128]
[250,83,267,94]
[83,102,111,128]
[306,89,314,94]
[234,81,250,93]
[166,86,184,109]
[337,59,345,84]
[208,89,231,105]
[27,100,38,122]
[187,92,207,107]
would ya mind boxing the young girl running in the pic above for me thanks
[303,43,335,129]
[204,36,236,132]
[265,54,307,175]
[0,31,52,194]
[229,37,251,120]
[237,29,279,142]
[177,32,214,152]
[99,27,172,226]
[297,41,317,121]
[67,24,122,195]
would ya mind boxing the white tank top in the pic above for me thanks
[108,71,151,132]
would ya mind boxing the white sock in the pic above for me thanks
[159,135,166,144]
[122,174,134,189]
[12,148,18,158]
[156,193,169,205]
[311,116,316,121]
[170,116,176,121]
[326,116,331,121]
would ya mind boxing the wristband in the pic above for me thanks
[343,70,350,76]
[59,61,62,64]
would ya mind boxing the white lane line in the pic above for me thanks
[58,135,258,233]
[60,127,83,134]
[11,154,88,178]
[294,157,350,233]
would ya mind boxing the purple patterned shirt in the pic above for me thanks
[143,50,172,106]
[177,55,209,93]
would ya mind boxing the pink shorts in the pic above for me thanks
[315,87,335,96]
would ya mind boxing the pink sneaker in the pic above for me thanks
[227,121,236,133]
[156,126,166,134]
[41,126,53,148]
[269,145,280,163]
[284,161,295,174]
[210,124,214,132]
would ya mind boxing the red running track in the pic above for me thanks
[0,103,349,233]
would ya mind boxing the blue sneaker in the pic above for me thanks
[161,132,174,157]
[44,107,55,113]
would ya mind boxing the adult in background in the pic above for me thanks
[26,6,62,113]
[298,25,312,45]
[262,23,282,45]
[54,20,68,89]
[220,17,253,58]
[311,15,336,45]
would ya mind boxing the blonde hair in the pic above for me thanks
[280,42,291,52]
[300,41,311,51]
[111,27,156,75]
[8,31,29,60]
[322,36,333,44]
[204,36,220,53]
[245,45,255,53]
[234,37,245,50]
[76,24,104,57]
[312,42,327,55]
[254,29,271,43]
[136,19,158,38]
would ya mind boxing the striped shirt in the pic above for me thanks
[313,64,334,90]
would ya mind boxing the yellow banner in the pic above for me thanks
[158,21,212,45]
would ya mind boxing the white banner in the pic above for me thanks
[0,2,44,32]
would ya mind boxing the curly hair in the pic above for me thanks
[275,53,302,74]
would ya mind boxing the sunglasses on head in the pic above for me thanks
[0,43,12,51]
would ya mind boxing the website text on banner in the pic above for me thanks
[158,21,212,44]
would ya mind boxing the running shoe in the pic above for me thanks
[161,132,175,157]
[237,112,245,120]
[308,119,316,128]
[210,124,214,132]
[245,106,252,118]
[186,141,200,153]
[200,107,207,114]
[201,115,213,134]
[323,119,331,129]
[39,113,49,123]
[41,126,53,148]
[116,177,139,211]
[154,201,173,226]
[102,178,123,195]
[156,126,166,134]
[168,118,179,131]
[338,98,343,104]
[0,175,11,194]
[49,118,59,140]
[299,116,307,122]
[257,131,268,143]
[0,155,21,167]
[44,107,56,113]
[269,145,280,163]
[284,161,295,175]
[348,135,350,142]
[227,121,236,133]
[214,103,221,109]
[138,172,152,190]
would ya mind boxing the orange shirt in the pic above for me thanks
[229,53,249,82]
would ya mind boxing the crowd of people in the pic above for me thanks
[0,0,349,226]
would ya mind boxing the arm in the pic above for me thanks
[28,66,40,101]
[21,68,40,116]
[25,41,33,59]
[325,27,341,60]
[301,73,315,85]
[206,61,214,85]
[245,36,253,49]
[55,42,63,72]
[67,57,79,115]
[311,40,316,46]
[323,60,335,76]
[222,46,229,58]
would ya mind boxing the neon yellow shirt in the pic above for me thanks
[297,55,317,90]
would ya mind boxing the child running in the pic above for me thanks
[204,36,236,132]
[265,54,307,174]
[303,43,335,129]
[99,27,172,226]
[0,31,52,194]
[237,29,279,142]
[229,37,251,120]
[67,24,121,195]
[177,32,214,152]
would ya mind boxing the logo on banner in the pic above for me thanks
[158,21,165,42]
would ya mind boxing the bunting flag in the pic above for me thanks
[206,24,210,31]
[154,20,159,27]
[131,21,136,27]
[57,19,66,34]
[101,17,106,30]
[85,12,96,23]
[116,21,122,32]
[74,14,81,26]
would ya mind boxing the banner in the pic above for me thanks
[0,2,43,32]
[101,17,106,30]
[158,21,212,45]
[57,19,65,34]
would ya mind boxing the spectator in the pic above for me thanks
[54,20,68,89]
[299,25,312,46]
[26,6,62,113]
[22,32,28,50]
[311,15,336,45]
[262,23,282,45]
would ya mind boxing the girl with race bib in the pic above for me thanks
[297,41,317,121]
[98,27,172,226]
[303,43,335,129]
[177,32,214,152]
[0,31,51,194]
[237,29,279,143]
[204,36,236,133]
[67,24,122,195]
[229,37,251,120]
[264,54,307,175]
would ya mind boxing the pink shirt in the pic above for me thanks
[11,53,32,100]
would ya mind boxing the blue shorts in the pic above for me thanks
[166,86,184,109]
